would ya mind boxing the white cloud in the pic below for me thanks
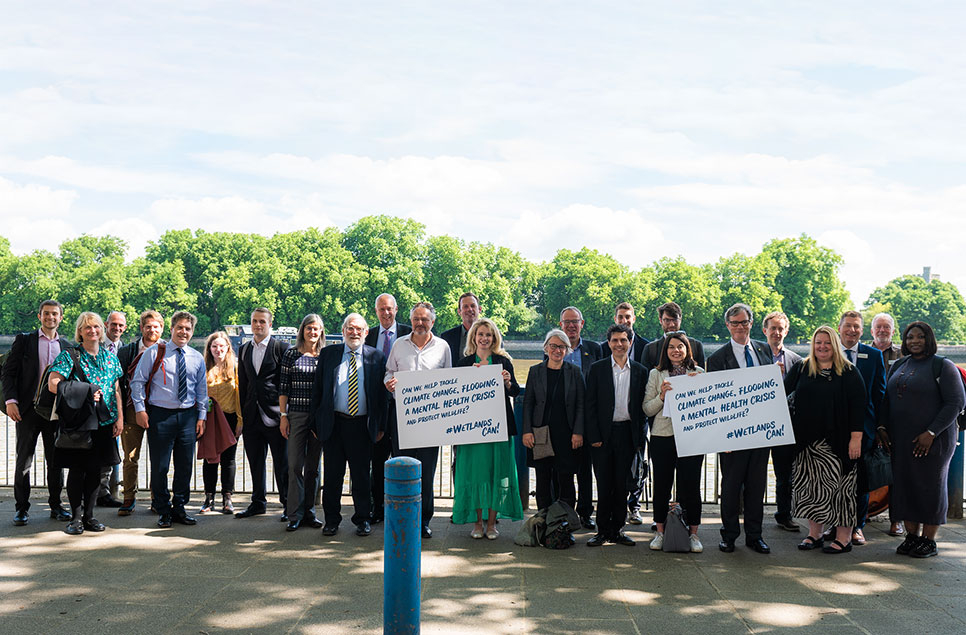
[0,177,77,253]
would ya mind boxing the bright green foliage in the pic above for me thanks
[867,275,966,342]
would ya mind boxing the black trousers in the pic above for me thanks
[395,445,439,524]
[242,420,288,509]
[369,406,395,518]
[322,414,373,526]
[66,455,102,521]
[575,445,595,518]
[591,423,635,538]
[14,409,64,512]
[202,413,241,494]
[771,443,797,523]
[719,447,769,542]
[650,435,704,526]
[536,459,576,510]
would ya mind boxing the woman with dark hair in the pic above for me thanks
[279,314,325,531]
[877,321,965,558]
[47,312,123,535]
[522,329,585,511]
[784,326,866,554]
[453,318,523,539]
[642,331,705,552]
[202,331,243,513]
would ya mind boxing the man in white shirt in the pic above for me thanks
[384,301,452,538]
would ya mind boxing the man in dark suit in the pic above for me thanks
[439,292,480,363]
[601,302,650,365]
[2,299,71,525]
[706,302,774,554]
[838,310,886,546]
[236,307,290,520]
[585,324,646,547]
[559,306,602,529]
[640,302,706,372]
[762,311,804,532]
[312,313,388,537]
[364,293,412,523]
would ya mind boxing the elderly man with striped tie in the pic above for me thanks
[311,313,388,537]
[130,311,208,528]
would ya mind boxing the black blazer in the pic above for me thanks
[310,344,388,443]
[584,357,646,449]
[641,335,706,373]
[364,323,412,350]
[440,324,468,364]
[2,330,71,415]
[522,361,584,436]
[238,337,290,426]
[705,339,773,372]
[601,332,651,365]
[852,343,886,441]
[456,353,519,436]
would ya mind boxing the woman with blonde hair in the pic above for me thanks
[453,318,524,539]
[784,325,866,554]
[202,331,244,513]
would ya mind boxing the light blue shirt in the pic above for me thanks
[563,337,584,370]
[334,344,367,416]
[130,340,208,417]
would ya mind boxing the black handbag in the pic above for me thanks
[864,446,893,491]
[52,349,98,450]
[55,426,93,450]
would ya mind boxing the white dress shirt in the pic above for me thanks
[384,334,452,394]
[611,357,631,422]
[730,339,757,368]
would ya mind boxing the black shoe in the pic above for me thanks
[172,512,197,526]
[776,517,800,532]
[97,495,124,508]
[613,533,636,546]
[13,511,29,526]
[356,521,372,537]
[422,525,432,539]
[50,506,72,521]
[157,514,172,528]
[118,500,136,516]
[587,533,607,547]
[83,518,106,532]
[822,539,852,554]
[718,540,736,553]
[304,517,323,529]
[200,494,215,513]
[746,538,771,554]
[65,519,84,535]
[580,516,597,530]
[280,513,288,522]
[322,524,339,536]
[235,506,266,519]
[286,520,301,532]
[897,534,922,555]
[910,537,938,558]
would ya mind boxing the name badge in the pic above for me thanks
[857,353,868,359]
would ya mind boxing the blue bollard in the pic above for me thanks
[947,430,964,520]
[384,457,421,634]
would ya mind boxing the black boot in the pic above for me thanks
[222,493,234,514]
[200,493,215,513]
[65,508,84,535]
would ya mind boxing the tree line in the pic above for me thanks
[1,215,963,343]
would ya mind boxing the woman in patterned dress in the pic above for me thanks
[784,325,866,554]
[47,312,124,535]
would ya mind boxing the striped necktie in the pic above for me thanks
[347,350,359,416]
[176,347,188,402]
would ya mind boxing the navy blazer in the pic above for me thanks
[364,323,412,350]
[456,353,519,436]
[439,324,468,365]
[584,356,646,449]
[238,338,290,426]
[705,339,773,372]
[850,343,885,443]
[2,330,71,415]
[601,332,651,365]
[310,344,388,443]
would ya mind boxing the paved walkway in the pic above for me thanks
[2,489,966,634]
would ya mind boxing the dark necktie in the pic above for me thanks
[176,347,188,402]
[382,330,393,357]
[744,345,755,367]
[846,349,855,363]
[347,350,359,416]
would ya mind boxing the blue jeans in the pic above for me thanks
[147,406,198,515]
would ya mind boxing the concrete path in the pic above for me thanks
[2,490,965,634]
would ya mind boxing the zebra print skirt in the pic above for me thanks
[792,440,858,528]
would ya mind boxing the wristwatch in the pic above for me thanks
[926,429,936,437]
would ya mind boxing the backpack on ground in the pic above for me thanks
[662,502,691,553]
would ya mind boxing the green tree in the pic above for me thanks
[712,252,783,340]
[866,275,966,342]
[342,216,427,312]
[648,257,720,340]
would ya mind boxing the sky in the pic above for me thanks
[2,1,965,307]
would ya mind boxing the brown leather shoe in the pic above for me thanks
[851,529,866,546]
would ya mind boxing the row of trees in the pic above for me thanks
[1,216,964,342]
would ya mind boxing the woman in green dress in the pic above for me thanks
[453,318,524,539]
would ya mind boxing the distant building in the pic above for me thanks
[921,266,940,282]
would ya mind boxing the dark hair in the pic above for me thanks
[614,301,634,315]
[900,321,938,357]
[606,323,633,341]
[657,302,682,320]
[657,332,696,372]
[457,292,480,308]
[39,299,63,314]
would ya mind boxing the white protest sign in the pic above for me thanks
[395,364,507,450]
[665,364,794,457]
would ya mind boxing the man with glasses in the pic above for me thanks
[706,303,774,554]
[641,302,705,372]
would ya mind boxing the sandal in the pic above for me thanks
[822,539,852,554]
[798,535,824,551]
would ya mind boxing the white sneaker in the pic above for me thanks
[649,533,664,550]
[690,534,703,553]
[627,509,644,525]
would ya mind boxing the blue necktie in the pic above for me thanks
[176,347,188,402]
[382,330,393,357]
[744,345,755,368]
[846,349,855,363]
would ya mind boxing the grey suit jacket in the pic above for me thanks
[522,361,584,436]
[706,339,773,372]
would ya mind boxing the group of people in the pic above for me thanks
[3,295,964,559]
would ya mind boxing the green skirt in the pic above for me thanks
[452,439,524,524]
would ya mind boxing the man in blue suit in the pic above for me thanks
[838,310,886,546]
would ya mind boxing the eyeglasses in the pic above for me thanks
[546,343,568,351]
[727,320,751,327]
[560,319,582,326]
